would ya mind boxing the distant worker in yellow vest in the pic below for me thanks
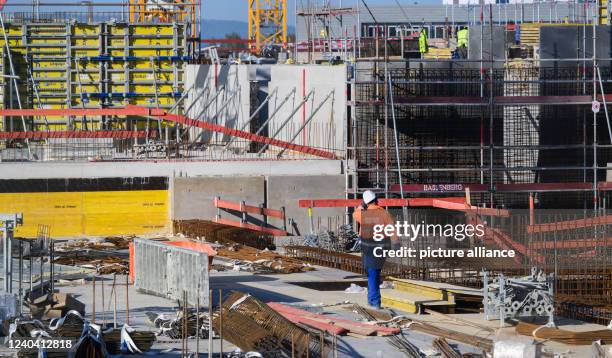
[457,26,469,59]
[418,28,429,55]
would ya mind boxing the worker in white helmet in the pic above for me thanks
[352,190,398,309]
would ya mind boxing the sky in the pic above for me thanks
[203,0,440,23]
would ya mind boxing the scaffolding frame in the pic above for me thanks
[347,3,612,211]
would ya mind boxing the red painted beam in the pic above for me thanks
[527,215,612,233]
[298,197,467,208]
[432,199,510,217]
[0,107,150,117]
[214,198,284,219]
[276,312,347,335]
[0,130,149,139]
[529,238,612,250]
[152,112,337,160]
[474,216,542,265]
[0,106,336,159]
[391,182,599,193]
[214,217,287,236]
[497,182,593,192]
[268,302,400,335]
[390,183,489,193]
[389,95,607,106]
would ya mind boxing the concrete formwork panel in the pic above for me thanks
[133,238,208,306]
[540,26,612,67]
[268,65,347,155]
[184,65,251,145]
[171,176,265,221]
[468,25,506,65]
[266,175,346,236]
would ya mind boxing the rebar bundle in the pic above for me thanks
[351,304,421,358]
[304,225,359,252]
[213,291,329,358]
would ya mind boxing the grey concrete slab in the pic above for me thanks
[0,160,343,179]
[267,175,346,236]
[172,176,265,221]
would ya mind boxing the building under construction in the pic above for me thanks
[2,0,612,357]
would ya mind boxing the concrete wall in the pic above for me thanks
[172,176,265,222]
[468,25,507,64]
[183,64,347,157]
[268,65,347,154]
[540,26,612,67]
[184,65,251,146]
[267,175,346,236]
[171,173,346,236]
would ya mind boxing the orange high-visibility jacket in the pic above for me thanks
[352,204,397,240]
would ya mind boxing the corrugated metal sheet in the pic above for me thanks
[133,238,209,306]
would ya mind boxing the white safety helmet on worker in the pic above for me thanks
[363,190,377,205]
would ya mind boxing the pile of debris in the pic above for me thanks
[304,225,360,252]
[27,292,85,320]
[146,310,211,339]
[53,237,133,274]
[8,311,156,357]
[61,236,133,250]
[215,243,314,274]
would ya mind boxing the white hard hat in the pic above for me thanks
[363,190,377,205]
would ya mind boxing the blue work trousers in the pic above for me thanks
[367,268,381,308]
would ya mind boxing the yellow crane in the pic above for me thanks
[129,0,200,35]
[248,0,288,52]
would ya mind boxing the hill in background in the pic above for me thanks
[201,19,295,39]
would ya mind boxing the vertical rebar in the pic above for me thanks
[92,275,96,323]
[125,273,130,325]
[208,288,213,357]
[112,274,117,329]
[219,289,223,358]
[196,285,200,358]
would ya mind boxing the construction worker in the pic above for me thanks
[352,190,399,309]
[418,28,429,55]
[457,26,469,59]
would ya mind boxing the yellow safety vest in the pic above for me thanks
[458,29,469,47]
[419,31,428,54]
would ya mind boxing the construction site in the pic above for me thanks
[3,0,612,356]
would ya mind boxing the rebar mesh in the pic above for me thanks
[213,291,328,358]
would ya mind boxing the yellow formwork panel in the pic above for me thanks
[0,190,169,238]
[1,21,185,132]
